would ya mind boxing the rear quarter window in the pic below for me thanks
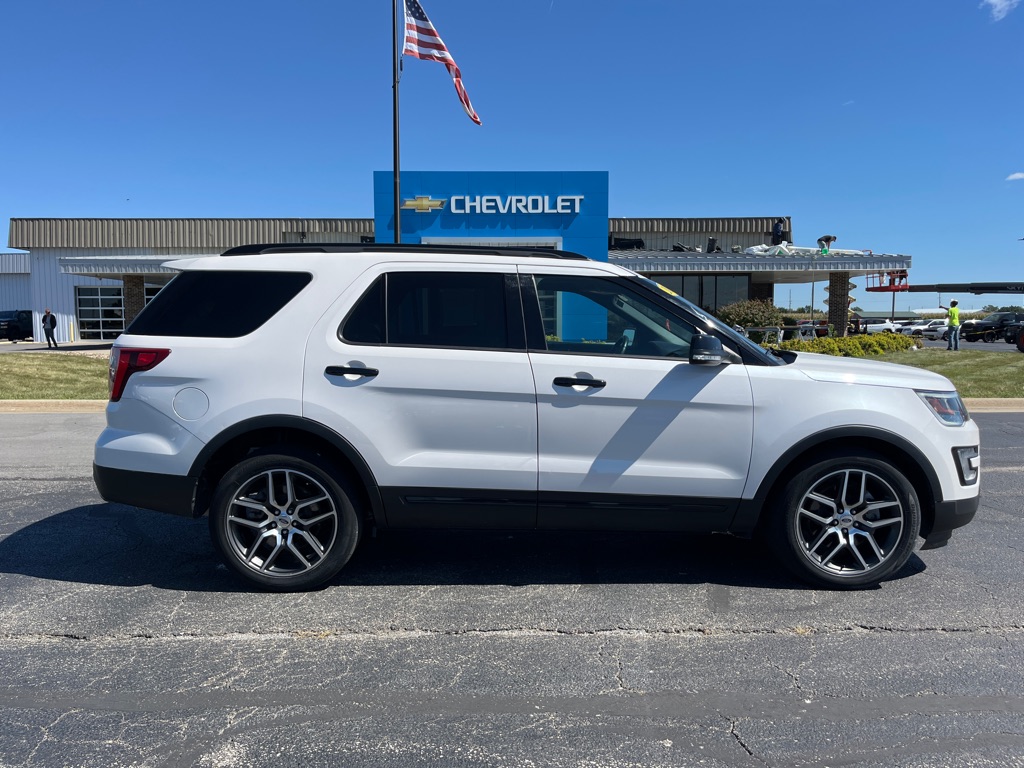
[126,270,312,338]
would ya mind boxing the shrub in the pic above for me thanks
[716,299,783,329]
[776,332,918,357]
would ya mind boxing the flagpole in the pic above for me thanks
[392,0,401,243]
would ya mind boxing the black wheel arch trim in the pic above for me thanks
[187,414,385,524]
[732,425,944,537]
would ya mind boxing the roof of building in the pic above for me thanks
[8,219,375,249]
[608,250,913,284]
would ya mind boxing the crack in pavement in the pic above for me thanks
[726,716,769,766]
[3,624,1024,643]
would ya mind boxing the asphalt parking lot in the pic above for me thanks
[917,336,1020,352]
[0,412,1022,767]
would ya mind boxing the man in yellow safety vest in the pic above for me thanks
[939,300,960,351]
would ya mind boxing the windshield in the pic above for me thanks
[632,275,783,365]
[0,311,16,320]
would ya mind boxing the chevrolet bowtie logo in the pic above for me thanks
[401,195,447,212]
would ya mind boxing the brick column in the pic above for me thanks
[123,275,146,325]
[827,272,852,337]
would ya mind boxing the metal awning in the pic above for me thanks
[608,250,913,285]
[58,255,220,278]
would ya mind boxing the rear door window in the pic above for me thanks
[341,272,521,350]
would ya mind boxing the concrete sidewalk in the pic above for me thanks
[2,399,1023,414]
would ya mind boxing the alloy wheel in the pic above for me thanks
[223,467,339,579]
[794,468,905,579]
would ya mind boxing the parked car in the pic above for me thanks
[900,319,946,337]
[93,243,980,592]
[922,324,950,342]
[0,309,33,342]
[959,311,1024,343]
[864,319,899,334]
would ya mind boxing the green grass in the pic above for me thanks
[879,348,1024,398]
[0,346,1020,401]
[0,352,109,399]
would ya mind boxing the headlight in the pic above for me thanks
[917,390,969,426]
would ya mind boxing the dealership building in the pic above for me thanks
[2,171,911,342]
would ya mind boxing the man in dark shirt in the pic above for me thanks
[41,308,58,349]
[771,219,785,245]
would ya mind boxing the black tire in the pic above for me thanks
[765,452,921,588]
[1017,329,1024,353]
[941,331,949,342]
[209,451,361,591]
[983,331,995,343]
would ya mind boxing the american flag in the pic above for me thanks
[403,0,482,125]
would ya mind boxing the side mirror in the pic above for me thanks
[690,335,736,366]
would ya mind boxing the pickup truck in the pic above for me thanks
[0,310,33,342]
[960,311,1024,343]
[1003,319,1024,344]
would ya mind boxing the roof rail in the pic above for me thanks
[220,243,590,260]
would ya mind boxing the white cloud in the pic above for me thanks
[1007,172,1024,181]
[981,0,1021,20]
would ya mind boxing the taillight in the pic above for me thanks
[109,347,171,402]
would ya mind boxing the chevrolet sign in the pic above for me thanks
[401,196,446,212]
[450,195,584,214]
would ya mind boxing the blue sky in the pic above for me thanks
[2,0,1021,313]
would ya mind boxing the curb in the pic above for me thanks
[0,400,107,413]
[0,399,1022,414]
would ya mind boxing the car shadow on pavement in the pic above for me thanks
[0,502,926,592]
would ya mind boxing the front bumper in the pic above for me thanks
[921,494,980,549]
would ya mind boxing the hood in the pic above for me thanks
[788,351,956,392]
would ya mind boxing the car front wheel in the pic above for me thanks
[209,451,361,591]
[767,453,921,588]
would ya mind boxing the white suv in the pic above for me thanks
[94,244,981,591]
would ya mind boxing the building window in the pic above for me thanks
[76,283,165,340]
[649,274,750,313]
[76,286,125,340]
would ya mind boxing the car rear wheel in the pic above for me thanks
[766,453,921,588]
[209,451,361,591]
[983,331,996,343]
